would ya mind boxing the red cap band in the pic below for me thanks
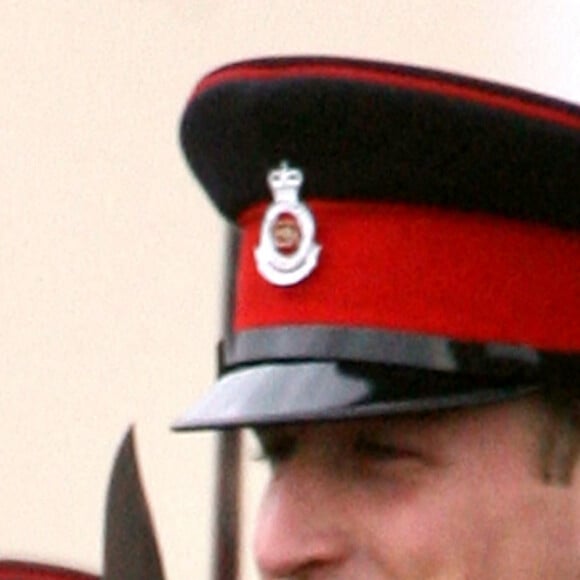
[235,201,579,353]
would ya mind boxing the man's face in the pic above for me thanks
[253,397,580,579]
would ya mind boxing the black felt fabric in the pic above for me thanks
[180,57,580,229]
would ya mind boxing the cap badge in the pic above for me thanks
[254,161,321,286]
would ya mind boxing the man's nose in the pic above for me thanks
[253,458,350,578]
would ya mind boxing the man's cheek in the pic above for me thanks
[359,502,461,577]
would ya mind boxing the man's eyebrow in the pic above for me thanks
[360,410,469,445]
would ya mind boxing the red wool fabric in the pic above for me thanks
[0,561,98,580]
[235,200,579,353]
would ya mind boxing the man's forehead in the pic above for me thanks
[253,409,469,441]
[252,397,544,442]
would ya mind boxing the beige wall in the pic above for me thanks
[1,2,578,579]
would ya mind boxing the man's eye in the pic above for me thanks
[354,434,415,462]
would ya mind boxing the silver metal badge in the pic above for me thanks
[254,161,321,286]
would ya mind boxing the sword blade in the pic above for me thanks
[103,427,165,580]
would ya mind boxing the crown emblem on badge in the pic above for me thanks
[267,162,303,203]
[254,161,321,286]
